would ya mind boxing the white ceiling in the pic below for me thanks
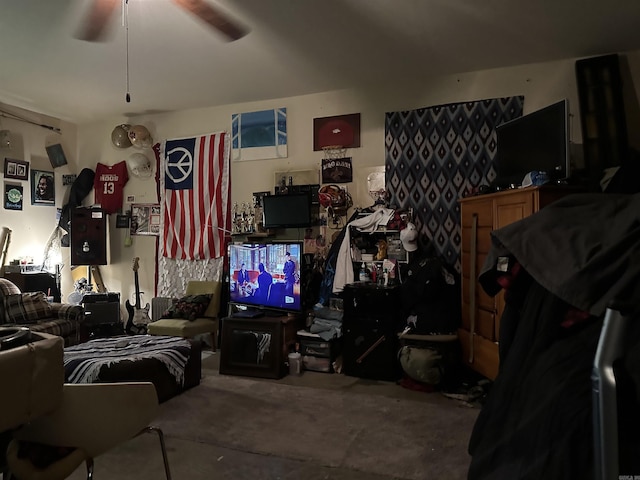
[2,0,640,124]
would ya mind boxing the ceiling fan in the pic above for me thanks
[76,0,248,42]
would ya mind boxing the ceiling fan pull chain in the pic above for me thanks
[124,0,131,103]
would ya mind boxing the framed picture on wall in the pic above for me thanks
[31,169,55,205]
[131,203,161,236]
[4,183,23,210]
[4,158,29,181]
[231,108,288,161]
[45,143,68,168]
[313,113,361,151]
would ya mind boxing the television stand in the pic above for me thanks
[219,313,302,379]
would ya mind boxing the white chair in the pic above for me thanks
[1,332,171,480]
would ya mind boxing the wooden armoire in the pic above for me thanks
[458,186,579,380]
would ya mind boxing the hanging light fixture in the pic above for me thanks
[124,0,131,103]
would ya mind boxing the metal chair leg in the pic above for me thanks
[592,306,629,480]
[79,427,170,480]
[85,458,94,480]
[141,426,172,480]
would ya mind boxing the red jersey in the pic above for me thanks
[94,161,129,214]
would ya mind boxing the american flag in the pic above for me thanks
[161,131,230,260]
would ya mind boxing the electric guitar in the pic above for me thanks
[125,257,151,335]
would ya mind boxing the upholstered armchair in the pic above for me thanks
[147,280,222,351]
[0,330,171,480]
[0,279,84,347]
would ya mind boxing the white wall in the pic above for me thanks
[4,51,640,307]
[0,111,78,294]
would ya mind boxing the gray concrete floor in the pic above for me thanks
[63,350,477,480]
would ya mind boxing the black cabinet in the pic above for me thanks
[342,283,403,381]
[3,272,60,302]
[575,54,629,187]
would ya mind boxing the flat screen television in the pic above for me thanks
[262,193,312,229]
[228,242,303,316]
[494,99,570,188]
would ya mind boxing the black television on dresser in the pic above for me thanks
[261,192,312,229]
[493,99,571,188]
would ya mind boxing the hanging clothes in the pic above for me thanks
[332,208,394,293]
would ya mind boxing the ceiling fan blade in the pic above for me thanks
[172,0,248,41]
[75,0,119,42]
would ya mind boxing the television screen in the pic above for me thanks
[494,99,570,188]
[228,242,303,315]
[262,193,312,229]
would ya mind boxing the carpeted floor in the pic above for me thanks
[67,352,480,479]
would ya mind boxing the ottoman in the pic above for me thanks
[64,335,202,403]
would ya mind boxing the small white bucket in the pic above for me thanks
[288,352,302,375]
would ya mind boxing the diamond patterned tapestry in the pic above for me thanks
[385,96,524,272]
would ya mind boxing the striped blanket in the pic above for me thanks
[64,335,192,386]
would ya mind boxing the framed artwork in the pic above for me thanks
[31,169,55,205]
[131,203,161,236]
[62,174,77,186]
[321,156,353,183]
[115,214,131,229]
[4,183,23,211]
[231,108,288,161]
[45,143,68,168]
[4,158,29,181]
[313,113,361,151]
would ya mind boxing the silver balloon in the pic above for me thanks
[111,124,132,148]
[128,125,153,148]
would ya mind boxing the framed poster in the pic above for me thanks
[4,158,29,181]
[45,143,68,168]
[62,174,77,186]
[321,156,353,183]
[4,183,23,210]
[231,108,288,161]
[31,169,55,205]
[131,203,161,236]
[115,214,131,229]
[313,113,361,151]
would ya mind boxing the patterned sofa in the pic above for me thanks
[0,278,84,346]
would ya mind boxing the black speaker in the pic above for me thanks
[576,54,629,186]
[71,207,108,265]
[83,299,121,326]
